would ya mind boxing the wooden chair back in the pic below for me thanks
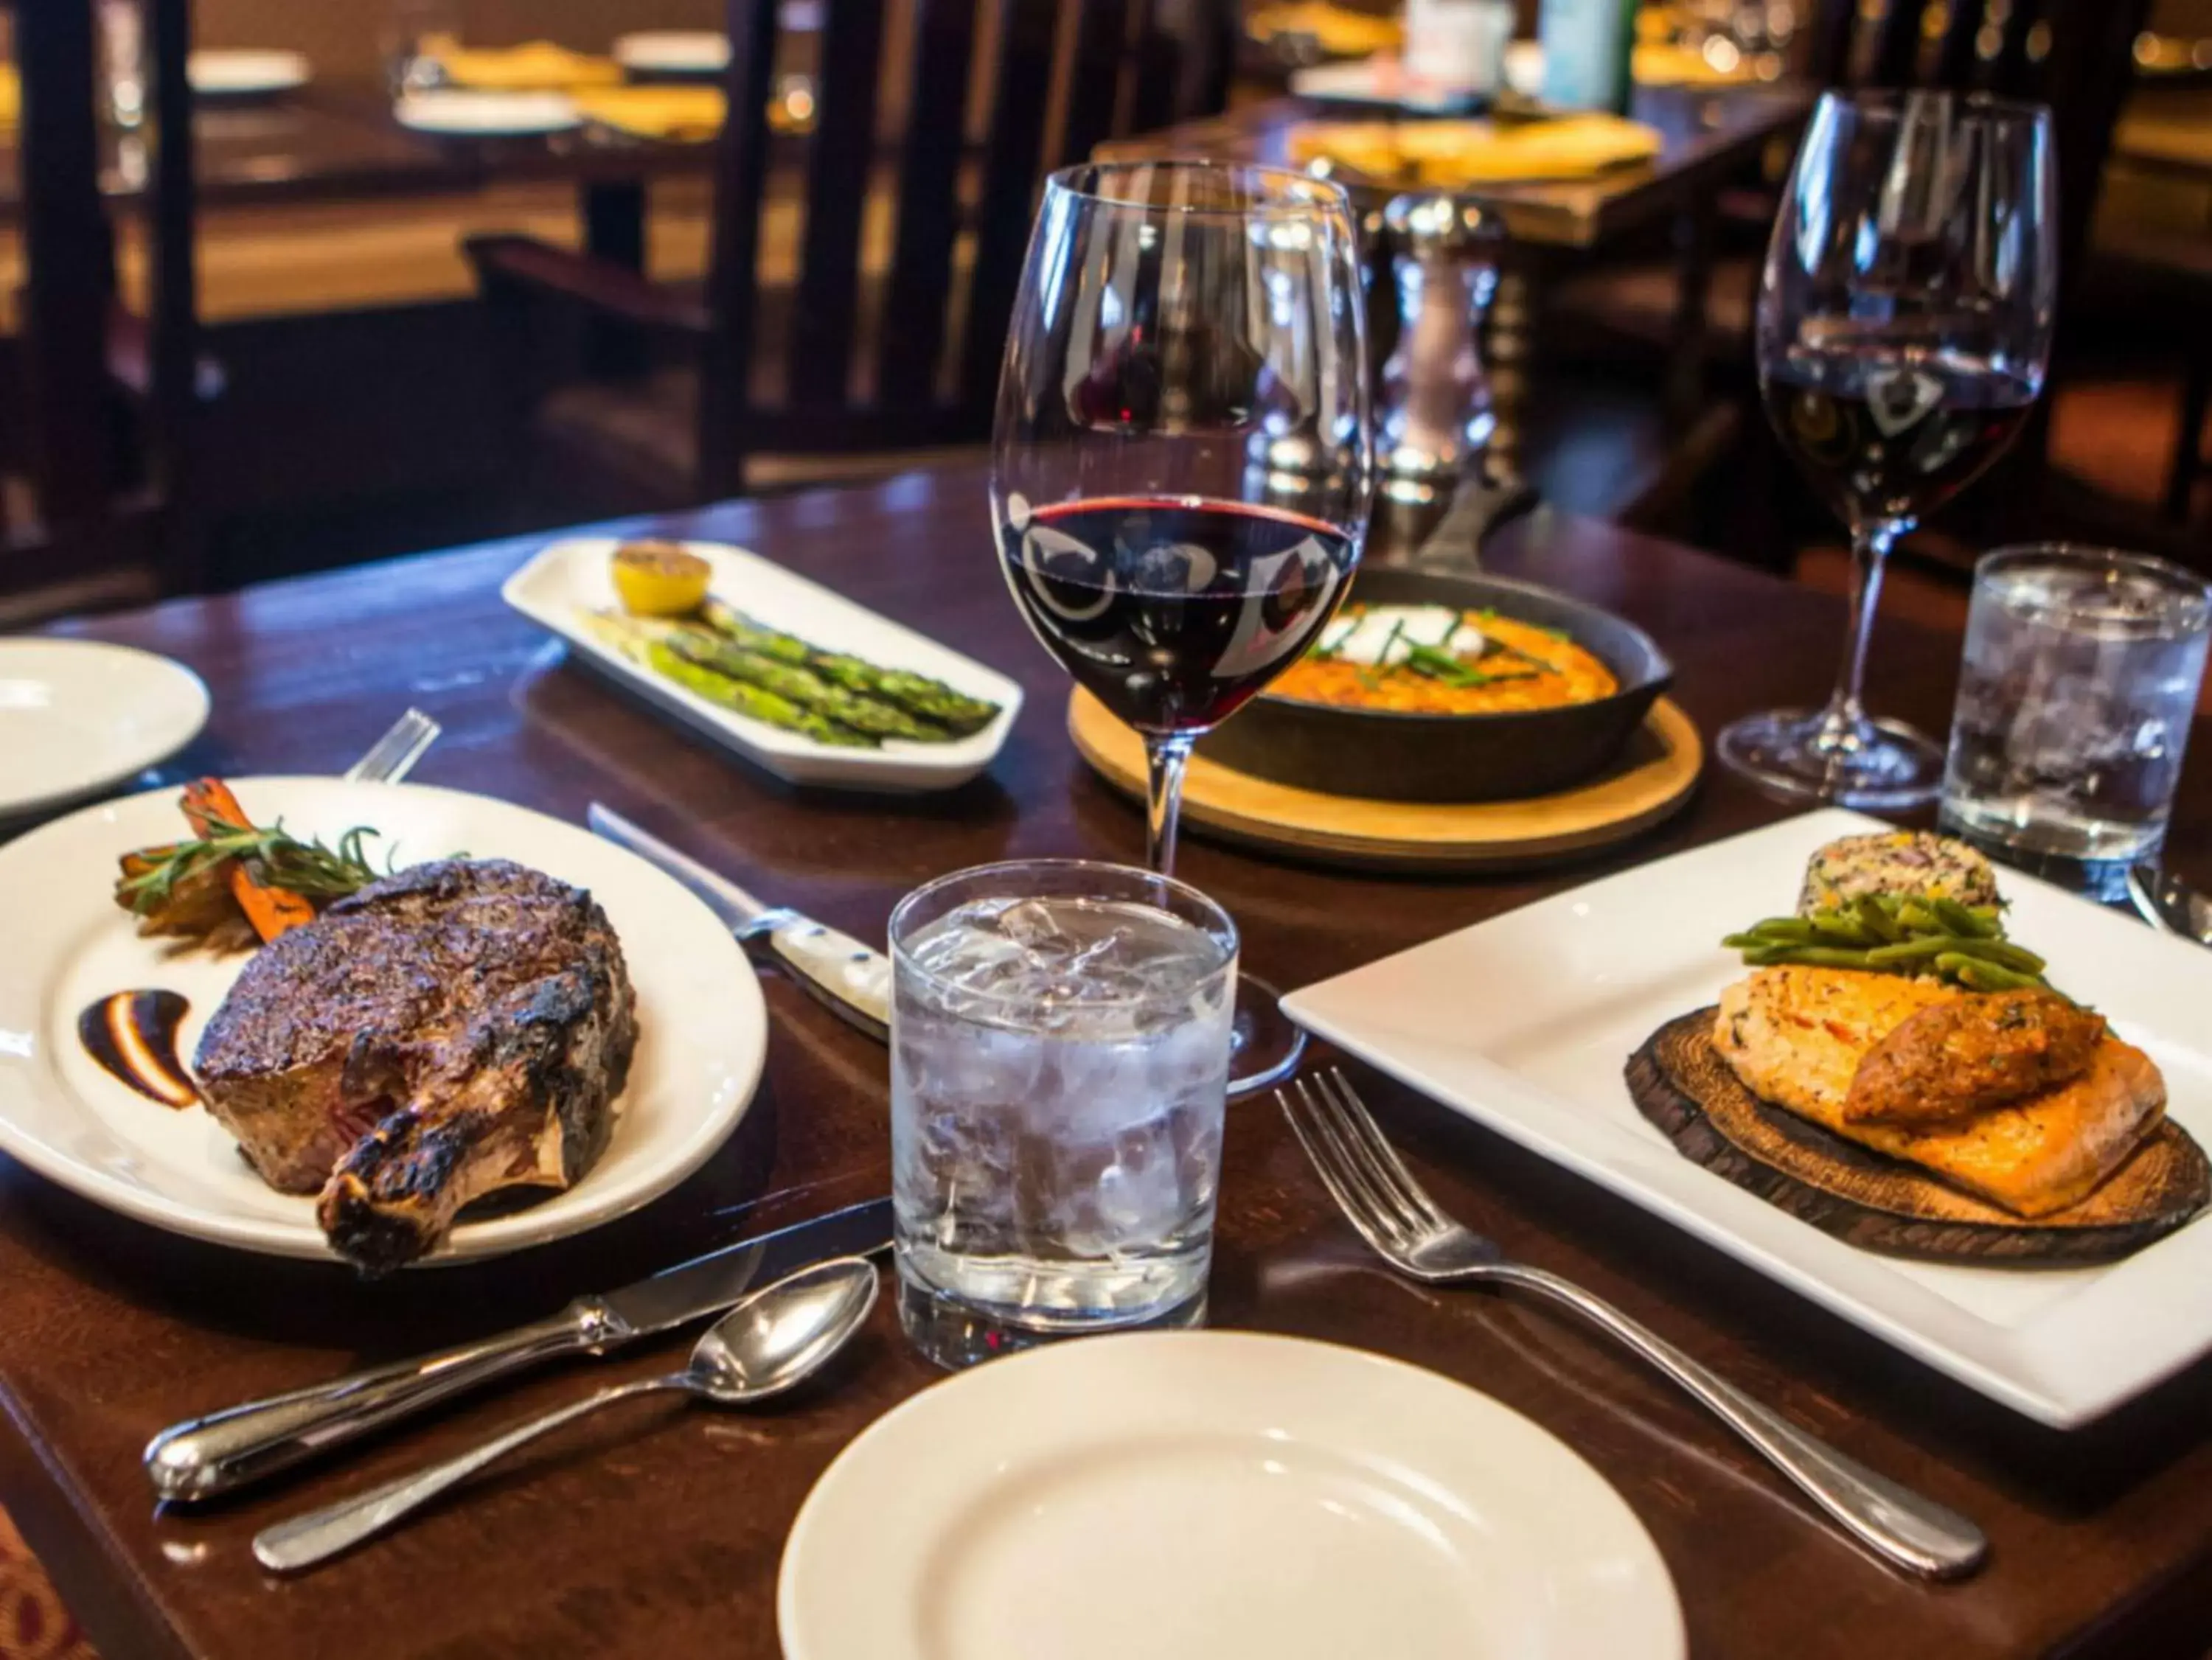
[4,0,201,607]
[692,0,1236,496]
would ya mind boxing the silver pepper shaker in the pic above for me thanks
[1377,192,1506,499]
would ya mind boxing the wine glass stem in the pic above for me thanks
[1144,733,1197,876]
[1815,520,1901,752]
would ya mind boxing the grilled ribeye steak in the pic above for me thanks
[194,858,637,1273]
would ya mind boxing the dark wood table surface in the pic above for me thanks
[1103,82,1812,248]
[15,465,2212,1659]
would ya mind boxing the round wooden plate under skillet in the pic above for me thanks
[1067,688,1703,873]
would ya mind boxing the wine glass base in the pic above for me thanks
[1717,708,1945,810]
[1228,974,1306,1098]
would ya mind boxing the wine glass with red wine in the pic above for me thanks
[992,161,1372,1089]
[1722,91,2056,809]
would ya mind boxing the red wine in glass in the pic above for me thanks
[1761,341,2039,529]
[1000,495,1355,736]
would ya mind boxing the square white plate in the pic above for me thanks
[502,536,1023,792]
[1284,807,2212,1428]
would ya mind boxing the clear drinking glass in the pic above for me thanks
[889,859,1238,1370]
[1938,545,2211,899]
[382,0,460,94]
[1725,91,2057,809]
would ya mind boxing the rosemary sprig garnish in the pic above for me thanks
[117,815,388,917]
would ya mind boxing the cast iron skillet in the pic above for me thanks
[1197,567,1674,803]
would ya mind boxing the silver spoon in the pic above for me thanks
[252,1255,880,1573]
[2128,862,2212,945]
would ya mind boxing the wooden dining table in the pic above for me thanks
[13,462,2212,1659]
[1111,82,1812,249]
[0,82,718,271]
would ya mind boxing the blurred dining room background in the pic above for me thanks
[0,0,2204,632]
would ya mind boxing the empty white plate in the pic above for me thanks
[187,49,311,95]
[0,639,209,820]
[613,31,732,74]
[394,90,581,135]
[779,1331,1682,1660]
[0,778,765,1263]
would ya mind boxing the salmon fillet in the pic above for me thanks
[1712,967,2167,1218]
[1846,992,2107,1128]
[1711,966,1957,1124]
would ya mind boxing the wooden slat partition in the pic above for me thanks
[15,0,111,531]
[470,0,1238,502]
[146,0,202,590]
[1929,0,1985,90]
[1865,0,1927,87]
[957,0,1058,414]
[1986,0,2048,96]
[877,0,981,405]
[697,0,786,499]
[792,0,889,405]
[1123,0,1188,136]
[1058,0,1132,175]
[1804,0,1859,87]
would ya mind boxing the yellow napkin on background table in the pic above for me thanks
[1249,1,1402,57]
[1287,112,1663,186]
[571,86,726,142]
[420,35,622,92]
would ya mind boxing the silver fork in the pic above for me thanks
[1279,1067,1989,1580]
[342,709,442,785]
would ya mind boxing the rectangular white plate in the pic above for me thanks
[1283,807,2212,1427]
[503,536,1023,792]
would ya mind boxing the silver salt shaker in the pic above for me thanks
[1377,193,1504,498]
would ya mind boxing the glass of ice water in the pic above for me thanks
[888,859,1238,1370]
[1939,545,2211,900]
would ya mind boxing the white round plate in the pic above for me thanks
[0,640,209,820]
[187,49,311,95]
[394,90,581,135]
[613,31,732,74]
[780,1331,1684,1660]
[0,778,766,1264]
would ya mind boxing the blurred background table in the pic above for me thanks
[1103,80,1813,509]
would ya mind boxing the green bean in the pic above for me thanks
[1808,912,1874,946]
[1963,937,2046,974]
[1931,897,2001,938]
[1936,954,2045,994]
[1747,945,1886,970]
[1865,936,1955,965]
[1854,894,1903,942]
[1728,917,1818,945]
[1897,935,2047,973]
[1893,899,1942,933]
[1725,926,1829,950]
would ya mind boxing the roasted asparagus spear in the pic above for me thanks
[698,598,1001,735]
[585,613,878,747]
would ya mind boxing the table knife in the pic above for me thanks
[144,1196,892,1502]
[588,803,891,1041]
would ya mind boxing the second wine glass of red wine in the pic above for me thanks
[992,160,1374,1090]
[1723,90,2056,809]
